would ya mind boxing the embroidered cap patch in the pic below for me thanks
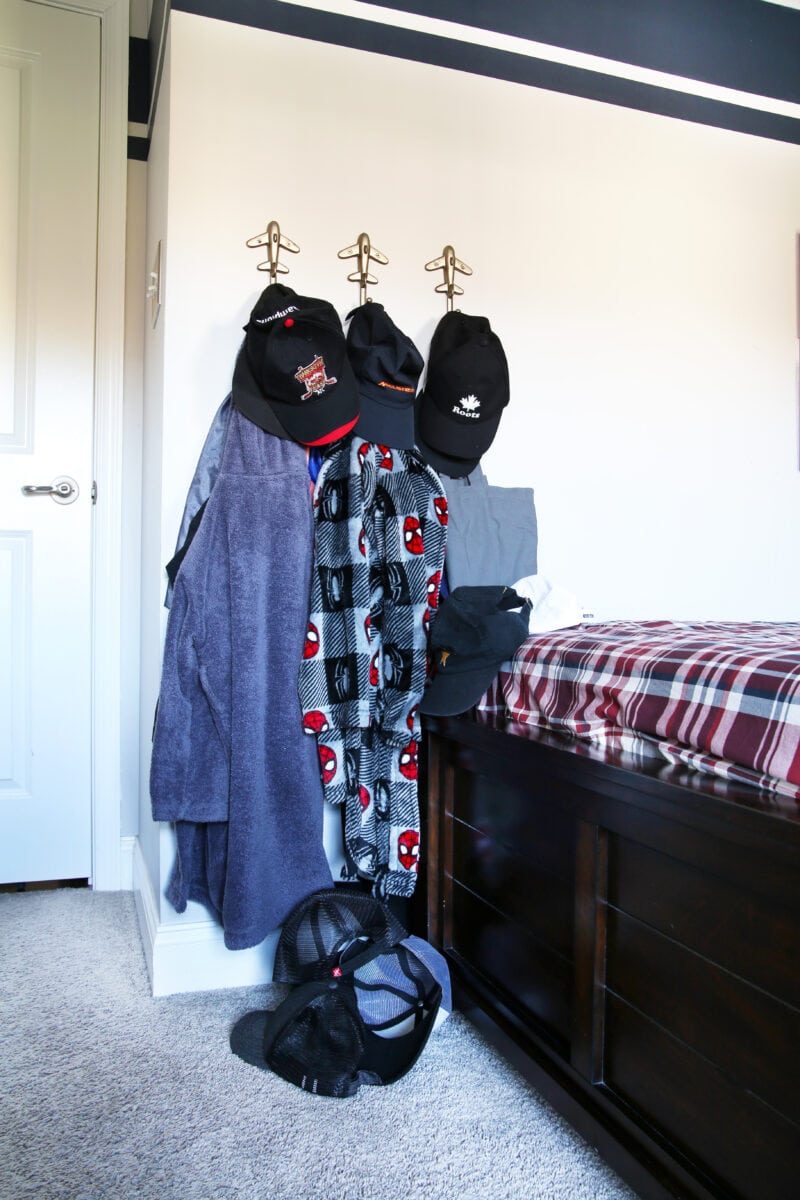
[295,355,338,401]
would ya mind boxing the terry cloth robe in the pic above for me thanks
[164,396,233,608]
[150,407,333,950]
[298,438,447,897]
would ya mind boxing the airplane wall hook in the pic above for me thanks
[424,244,473,311]
[246,219,300,281]
[338,232,389,305]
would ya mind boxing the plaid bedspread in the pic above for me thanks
[479,620,800,800]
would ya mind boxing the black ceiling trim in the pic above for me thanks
[127,135,150,162]
[128,37,150,126]
[170,1,800,146]
[360,0,800,106]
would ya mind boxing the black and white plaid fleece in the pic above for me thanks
[298,438,447,897]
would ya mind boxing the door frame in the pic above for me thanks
[28,0,129,888]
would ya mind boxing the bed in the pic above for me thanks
[422,619,800,1200]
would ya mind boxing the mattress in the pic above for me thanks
[478,619,800,800]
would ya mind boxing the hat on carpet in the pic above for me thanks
[415,312,509,478]
[232,283,359,446]
[420,585,531,717]
[229,889,451,1097]
[346,302,423,450]
[272,887,408,983]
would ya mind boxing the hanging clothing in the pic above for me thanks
[164,396,233,608]
[150,407,333,950]
[298,437,447,898]
[441,464,538,590]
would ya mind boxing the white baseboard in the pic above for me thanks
[131,837,277,997]
[119,836,136,890]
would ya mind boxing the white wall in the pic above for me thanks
[153,11,799,622]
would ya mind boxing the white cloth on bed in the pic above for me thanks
[513,575,584,633]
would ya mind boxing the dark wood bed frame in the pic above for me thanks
[422,713,800,1200]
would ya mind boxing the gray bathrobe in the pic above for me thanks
[150,407,333,950]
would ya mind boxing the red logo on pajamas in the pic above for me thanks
[318,744,337,784]
[398,739,418,780]
[397,829,420,871]
[303,622,320,658]
[302,710,329,736]
[403,516,423,555]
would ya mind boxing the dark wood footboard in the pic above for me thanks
[423,715,800,1200]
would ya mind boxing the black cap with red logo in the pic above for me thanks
[232,283,360,447]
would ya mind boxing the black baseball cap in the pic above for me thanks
[346,303,423,450]
[415,312,509,476]
[232,283,360,446]
[420,585,531,716]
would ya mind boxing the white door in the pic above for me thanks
[0,0,99,883]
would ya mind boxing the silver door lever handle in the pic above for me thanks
[21,476,79,504]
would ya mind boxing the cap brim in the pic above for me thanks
[419,660,506,717]
[233,343,360,447]
[229,1009,272,1070]
[418,389,503,461]
[355,392,416,450]
[359,988,441,1084]
[231,345,292,441]
[413,397,478,478]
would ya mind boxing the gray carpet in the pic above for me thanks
[0,889,637,1200]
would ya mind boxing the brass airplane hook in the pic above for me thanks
[424,244,473,311]
[338,231,389,305]
[246,219,300,281]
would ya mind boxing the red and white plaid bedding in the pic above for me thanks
[478,620,800,800]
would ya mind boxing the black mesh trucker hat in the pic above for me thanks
[229,889,451,1097]
[229,942,443,1097]
[272,887,407,983]
[232,283,359,446]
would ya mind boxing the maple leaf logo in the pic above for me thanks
[460,394,480,411]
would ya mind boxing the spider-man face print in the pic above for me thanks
[318,744,337,784]
[427,571,442,608]
[358,785,371,811]
[397,829,420,871]
[434,496,448,525]
[398,739,418,780]
[377,445,393,470]
[403,516,423,555]
[302,710,329,736]
[303,622,320,658]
